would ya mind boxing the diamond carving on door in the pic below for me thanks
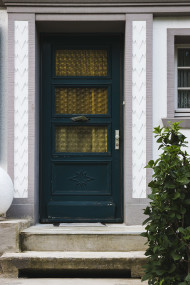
[69,170,95,190]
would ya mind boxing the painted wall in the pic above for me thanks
[153,17,190,160]
[0,8,7,171]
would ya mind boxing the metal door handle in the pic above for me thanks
[71,116,89,122]
[115,130,119,150]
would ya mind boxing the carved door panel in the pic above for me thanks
[40,35,123,223]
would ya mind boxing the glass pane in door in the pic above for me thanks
[55,87,108,115]
[56,49,108,76]
[56,126,108,153]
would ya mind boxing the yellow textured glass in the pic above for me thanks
[56,88,108,114]
[56,126,107,153]
[56,50,108,76]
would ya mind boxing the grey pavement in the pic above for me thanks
[0,279,147,285]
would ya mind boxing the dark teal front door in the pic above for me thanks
[40,34,123,223]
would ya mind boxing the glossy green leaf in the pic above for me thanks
[141,122,190,284]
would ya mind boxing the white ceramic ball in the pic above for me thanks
[0,167,14,215]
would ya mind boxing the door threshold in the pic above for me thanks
[36,223,131,227]
[36,223,105,227]
[25,224,145,234]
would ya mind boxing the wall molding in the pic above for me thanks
[162,118,190,128]
[124,14,152,223]
[3,0,190,6]
[5,6,190,16]
[7,12,152,224]
[167,28,190,119]
[36,14,125,21]
[14,20,29,198]
[7,14,36,217]
[132,20,147,199]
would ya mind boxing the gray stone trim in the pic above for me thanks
[34,24,40,223]
[125,204,148,225]
[124,14,152,225]
[6,6,190,16]
[167,29,175,118]
[36,14,126,21]
[7,14,14,183]
[7,13,36,220]
[167,28,190,119]
[124,15,132,224]
[4,0,190,3]
[162,118,190,128]
[7,204,34,219]
[146,14,153,197]
[0,9,8,170]
[28,13,38,221]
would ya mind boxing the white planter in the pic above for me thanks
[0,168,14,215]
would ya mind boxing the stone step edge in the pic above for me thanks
[21,231,144,235]
[1,251,146,258]
[0,251,146,278]
[20,225,145,235]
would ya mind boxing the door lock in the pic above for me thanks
[115,130,120,150]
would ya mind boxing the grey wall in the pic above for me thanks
[0,8,7,171]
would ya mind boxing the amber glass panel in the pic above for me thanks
[56,88,108,115]
[56,50,108,76]
[56,126,107,153]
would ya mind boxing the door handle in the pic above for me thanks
[115,130,120,150]
[71,116,89,122]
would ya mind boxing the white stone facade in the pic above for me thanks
[0,2,189,223]
[132,21,147,199]
[14,21,28,198]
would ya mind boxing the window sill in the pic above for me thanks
[162,117,190,129]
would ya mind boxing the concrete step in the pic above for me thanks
[0,219,31,255]
[20,225,147,252]
[0,251,146,278]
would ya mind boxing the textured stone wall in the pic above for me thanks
[14,21,28,198]
[132,21,147,199]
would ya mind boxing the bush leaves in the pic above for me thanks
[142,122,190,284]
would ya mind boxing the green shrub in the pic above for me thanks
[142,122,190,285]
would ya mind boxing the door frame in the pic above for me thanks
[6,12,152,225]
[39,33,124,223]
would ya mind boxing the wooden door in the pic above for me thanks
[40,34,123,223]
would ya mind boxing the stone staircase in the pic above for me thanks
[0,223,147,278]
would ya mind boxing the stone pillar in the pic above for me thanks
[124,14,153,224]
